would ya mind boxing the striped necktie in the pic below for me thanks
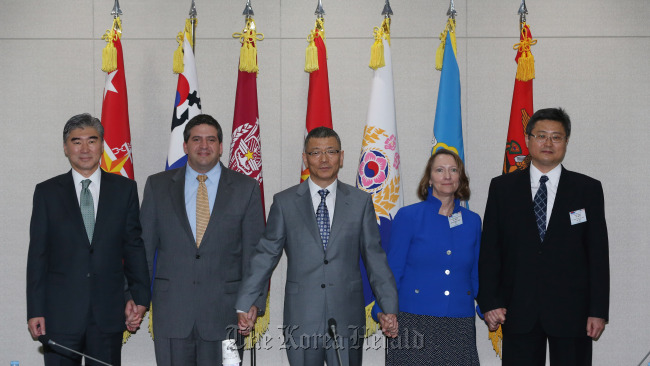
[534,175,549,241]
[196,175,210,247]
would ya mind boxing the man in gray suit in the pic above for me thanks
[236,127,399,366]
[141,114,265,365]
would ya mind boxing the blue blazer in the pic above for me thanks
[373,191,481,319]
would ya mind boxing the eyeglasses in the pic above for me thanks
[306,149,341,157]
[528,133,566,144]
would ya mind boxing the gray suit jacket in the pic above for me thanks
[236,180,398,338]
[141,163,265,341]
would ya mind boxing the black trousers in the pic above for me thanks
[44,311,122,366]
[503,320,593,366]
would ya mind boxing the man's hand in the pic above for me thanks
[28,317,46,339]
[587,317,606,340]
[125,300,147,332]
[378,313,399,338]
[238,306,258,336]
[485,308,507,332]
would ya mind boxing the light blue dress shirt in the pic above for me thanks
[185,163,222,240]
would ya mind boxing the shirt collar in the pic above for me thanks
[308,178,337,198]
[530,163,562,188]
[71,165,101,188]
[186,162,222,184]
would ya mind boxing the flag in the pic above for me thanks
[356,18,403,337]
[490,22,538,358]
[229,16,269,349]
[503,24,536,174]
[432,19,464,161]
[166,19,202,170]
[100,17,134,179]
[301,18,332,182]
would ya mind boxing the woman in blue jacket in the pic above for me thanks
[374,149,482,365]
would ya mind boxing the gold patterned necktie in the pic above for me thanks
[196,175,210,247]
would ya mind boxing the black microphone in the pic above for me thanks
[328,318,343,366]
[38,335,113,366]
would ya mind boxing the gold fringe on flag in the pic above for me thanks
[148,301,154,340]
[435,18,457,71]
[233,18,265,74]
[173,19,196,74]
[489,325,503,359]
[364,301,380,337]
[305,18,326,73]
[513,23,537,82]
[101,17,122,73]
[244,292,271,350]
[369,18,391,70]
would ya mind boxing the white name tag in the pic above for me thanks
[569,209,587,225]
[448,212,463,228]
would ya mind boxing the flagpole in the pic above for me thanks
[518,0,528,30]
[189,0,197,53]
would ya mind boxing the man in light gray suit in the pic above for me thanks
[236,127,399,366]
[141,114,265,365]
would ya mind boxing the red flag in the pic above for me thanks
[228,69,265,216]
[301,28,332,182]
[502,25,536,174]
[100,35,134,179]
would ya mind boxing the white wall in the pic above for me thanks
[1,0,649,365]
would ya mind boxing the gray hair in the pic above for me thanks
[304,126,341,151]
[63,113,104,143]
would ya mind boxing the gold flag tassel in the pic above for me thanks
[244,292,271,350]
[101,17,122,73]
[364,301,380,337]
[305,18,326,73]
[489,325,503,359]
[513,23,537,81]
[369,18,391,70]
[173,19,196,74]
[435,18,457,71]
[233,18,265,74]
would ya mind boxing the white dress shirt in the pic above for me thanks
[307,178,337,228]
[529,163,562,228]
[71,166,101,219]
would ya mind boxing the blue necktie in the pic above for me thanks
[534,175,549,241]
[316,189,330,251]
[80,179,95,243]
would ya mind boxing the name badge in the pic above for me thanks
[448,212,463,228]
[569,209,587,225]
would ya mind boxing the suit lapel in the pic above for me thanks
[201,163,229,245]
[93,170,114,247]
[169,166,195,245]
[328,181,349,247]
[295,181,323,248]
[515,168,543,244]
[545,166,570,240]
[58,171,89,246]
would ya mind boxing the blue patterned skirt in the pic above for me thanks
[386,312,480,365]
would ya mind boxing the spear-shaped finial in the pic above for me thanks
[111,0,122,18]
[447,0,457,19]
[188,0,197,19]
[243,0,254,18]
[518,0,528,23]
[382,0,393,18]
[315,0,325,18]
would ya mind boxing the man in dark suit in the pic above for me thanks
[26,113,150,365]
[236,127,399,366]
[478,107,610,365]
[141,114,265,365]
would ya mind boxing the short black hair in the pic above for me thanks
[63,113,104,142]
[526,107,571,138]
[183,114,223,143]
[304,127,341,151]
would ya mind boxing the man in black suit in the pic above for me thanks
[478,107,609,366]
[26,113,150,365]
